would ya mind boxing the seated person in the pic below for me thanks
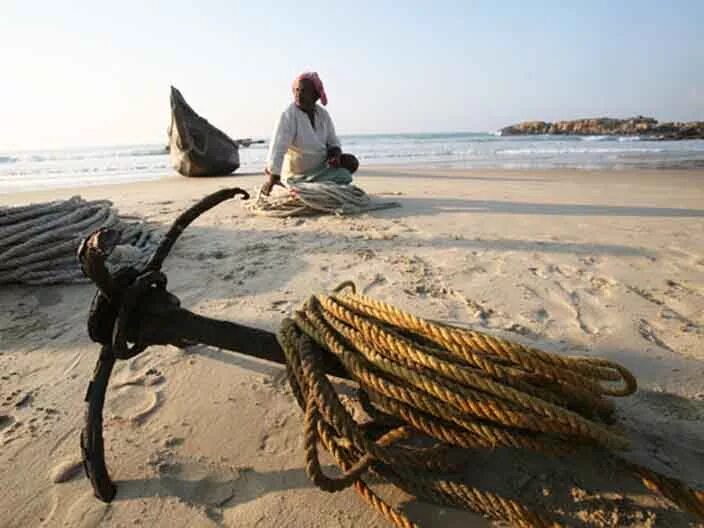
[261,72,359,195]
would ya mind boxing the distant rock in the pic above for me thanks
[499,116,704,140]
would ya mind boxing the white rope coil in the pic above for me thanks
[0,196,159,285]
[247,182,400,217]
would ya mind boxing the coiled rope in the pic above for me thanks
[248,182,400,217]
[277,282,704,527]
[0,196,158,285]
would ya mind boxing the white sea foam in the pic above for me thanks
[10,146,169,164]
[496,147,666,155]
[580,135,610,141]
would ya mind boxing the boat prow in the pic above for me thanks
[168,86,242,177]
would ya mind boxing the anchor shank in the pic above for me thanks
[138,306,352,380]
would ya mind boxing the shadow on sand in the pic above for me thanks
[383,196,704,218]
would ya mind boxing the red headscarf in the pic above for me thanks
[292,71,327,106]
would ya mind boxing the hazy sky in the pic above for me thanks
[2,1,702,150]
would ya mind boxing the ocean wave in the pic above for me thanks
[118,147,169,157]
[579,135,611,142]
[572,135,643,142]
[492,134,645,143]
[496,147,664,155]
[12,147,168,163]
[358,149,466,160]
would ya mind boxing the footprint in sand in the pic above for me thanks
[14,391,33,408]
[157,459,241,507]
[0,414,15,431]
[579,255,600,266]
[63,491,110,527]
[131,390,163,425]
[530,263,571,280]
[354,248,376,261]
[568,290,608,336]
[51,458,83,484]
[638,319,675,353]
[534,307,549,323]
[503,322,540,339]
[544,281,606,337]
[1,416,24,445]
[626,283,664,306]
[257,408,300,455]
[106,384,163,426]
[112,366,165,388]
[665,278,704,300]
[362,273,386,294]
[457,295,495,325]
[588,275,617,294]
[53,432,231,525]
[112,456,243,520]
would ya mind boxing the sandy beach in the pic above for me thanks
[2,166,704,527]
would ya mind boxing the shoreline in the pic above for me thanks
[2,167,704,527]
[3,133,704,197]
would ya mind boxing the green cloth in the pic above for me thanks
[286,164,353,186]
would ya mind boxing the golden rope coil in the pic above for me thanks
[277,282,703,527]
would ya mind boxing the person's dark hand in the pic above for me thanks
[327,148,342,168]
[261,169,282,196]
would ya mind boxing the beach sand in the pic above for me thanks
[1,167,704,527]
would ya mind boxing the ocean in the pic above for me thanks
[2,133,703,194]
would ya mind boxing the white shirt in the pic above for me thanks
[266,103,341,178]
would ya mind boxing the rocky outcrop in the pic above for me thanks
[499,116,704,140]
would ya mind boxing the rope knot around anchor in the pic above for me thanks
[84,254,171,359]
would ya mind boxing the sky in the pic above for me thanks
[1,1,703,150]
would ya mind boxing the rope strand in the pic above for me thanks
[277,283,704,527]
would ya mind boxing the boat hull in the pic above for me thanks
[168,87,240,177]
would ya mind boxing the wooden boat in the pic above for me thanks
[168,86,261,177]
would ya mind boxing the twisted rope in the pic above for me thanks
[0,196,159,285]
[277,282,704,527]
[248,182,400,217]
